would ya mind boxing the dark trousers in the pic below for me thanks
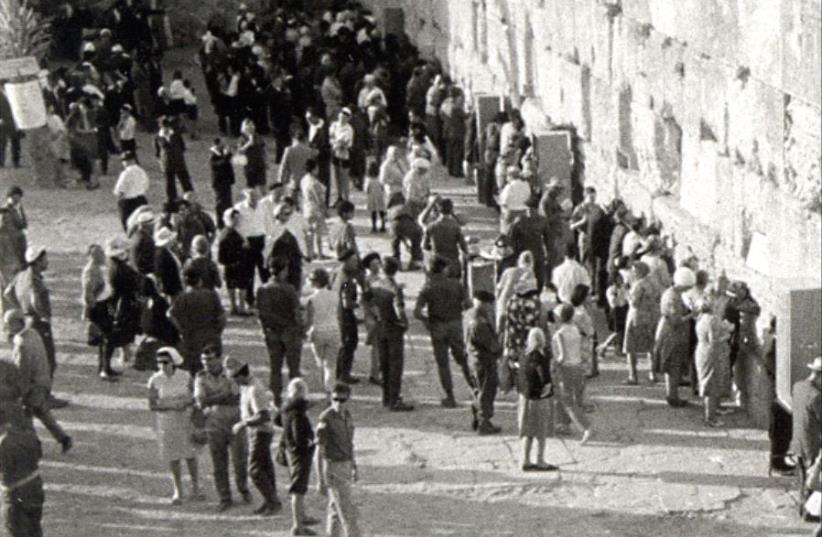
[164,164,193,202]
[248,429,279,504]
[377,329,405,407]
[121,138,137,155]
[98,341,116,374]
[337,310,358,381]
[31,319,56,378]
[445,137,464,177]
[585,255,609,307]
[769,400,793,461]
[263,328,303,407]
[246,235,268,305]
[208,425,249,503]
[214,187,233,229]
[117,195,148,230]
[430,320,475,396]
[390,219,424,264]
[97,131,118,174]
[29,402,69,444]
[0,129,21,167]
[71,148,93,183]
[2,477,44,537]
[318,158,332,207]
[472,360,498,421]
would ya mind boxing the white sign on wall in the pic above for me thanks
[3,80,46,129]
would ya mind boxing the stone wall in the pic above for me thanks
[364,0,822,426]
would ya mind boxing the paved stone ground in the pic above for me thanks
[0,48,812,536]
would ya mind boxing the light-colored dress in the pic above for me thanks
[148,370,195,463]
[654,287,691,376]
[365,175,386,212]
[695,313,732,397]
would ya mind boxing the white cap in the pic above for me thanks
[105,236,131,259]
[24,246,46,264]
[153,227,178,248]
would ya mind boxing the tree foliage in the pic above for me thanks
[0,0,50,61]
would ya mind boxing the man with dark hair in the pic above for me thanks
[368,257,414,411]
[155,116,193,202]
[113,151,149,230]
[194,345,250,512]
[386,192,424,271]
[414,256,476,408]
[168,267,226,373]
[465,290,502,434]
[227,356,282,517]
[278,128,317,197]
[571,186,611,306]
[422,197,467,278]
[334,248,361,385]
[305,107,332,207]
[257,256,303,408]
[328,200,358,261]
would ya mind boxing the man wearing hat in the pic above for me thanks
[465,290,503,434]
[316,383,362,537]
[329,108,354,205]
[155,115,193,203]
[508,193,552,292]
[3,247,59,384]
[153,227,183,298]
[4,308,73,453]
[226,356,282,516]
[128,210,155,275]
[194,345,251,511]
[113,150,149,230]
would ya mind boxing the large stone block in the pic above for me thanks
[736,0,784,89]
[782,0,822,106]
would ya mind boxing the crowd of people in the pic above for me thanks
[0,1,819,537]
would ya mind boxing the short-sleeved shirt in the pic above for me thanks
[316,406,354,462]
[416,275,465,324]
[307,288,339,333]
[424,217,465,263]
[240,377,274,433]
[194,370,241,432]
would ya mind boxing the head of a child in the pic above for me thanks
[337,200,355,221]
[309,268,330,289]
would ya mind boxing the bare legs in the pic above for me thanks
[169,457,201,504]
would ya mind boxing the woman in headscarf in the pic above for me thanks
[495,250,535,332]
[517,327,557,472]
[655,267,697,406]
[92,237,143,381]
[724,281,761,410]
[623,261,660,384]
[694,297,733,427]
[279,378,319,535]
[81,243,108,362]
[147,346,202,505]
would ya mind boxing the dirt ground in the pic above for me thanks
[0,48,813,537]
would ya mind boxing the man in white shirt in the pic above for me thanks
[498,167,531,234]
[226,356,282,516]
[552,242,592,304]
[234,188,268,300]
[113,151,149,230]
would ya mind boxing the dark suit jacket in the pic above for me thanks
[130,230,155,276]
[154,247,183,297]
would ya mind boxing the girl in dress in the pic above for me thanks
[364,160,386,232]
